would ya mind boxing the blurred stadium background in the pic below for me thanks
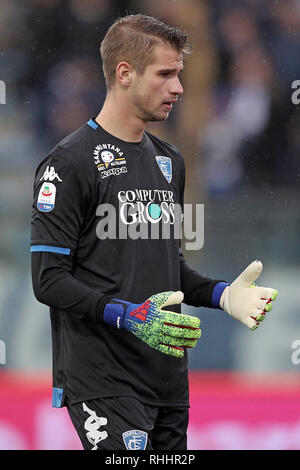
[0,0,300,450]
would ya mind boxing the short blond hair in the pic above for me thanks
[100,14,191,89]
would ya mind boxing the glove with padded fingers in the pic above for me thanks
[220,260,278,330]
[103,291,201,358]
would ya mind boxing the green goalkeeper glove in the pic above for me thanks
[220,260,278,330]
[103,291,201,358]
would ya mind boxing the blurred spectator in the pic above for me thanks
[199,42,274,194]
[25,0,68,90]
[0,0,30,86]
[24,0,117,148]
[199,1,300,194]
[216,4,261,82]
[269,0,300,89]
[35,56,105,147]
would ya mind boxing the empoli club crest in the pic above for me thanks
[155,156,172,183]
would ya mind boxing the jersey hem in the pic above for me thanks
[64,392,190,409]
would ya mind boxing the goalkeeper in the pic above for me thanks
[31,14,277,451]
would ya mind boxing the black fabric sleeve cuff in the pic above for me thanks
[180,253,227,308]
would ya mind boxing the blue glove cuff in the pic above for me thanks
[103,300,131,328]
[211,282,229,309]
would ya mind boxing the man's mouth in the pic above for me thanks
[162,100,177,110]
[162,102,173,110]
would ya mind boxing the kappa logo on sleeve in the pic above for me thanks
[37,182,56,212]
[40,165,63,182]
[122,430,148,450]
[155,156,172,183]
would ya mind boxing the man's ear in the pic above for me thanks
[116,62,134,87]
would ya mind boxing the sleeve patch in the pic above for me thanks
[37,182,57,212]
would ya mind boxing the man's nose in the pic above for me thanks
[171,76,184,95]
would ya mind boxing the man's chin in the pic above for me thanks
[146,112,169,122]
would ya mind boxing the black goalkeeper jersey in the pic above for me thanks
[31,118,224,408]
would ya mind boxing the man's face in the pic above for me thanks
[129,44,184,122]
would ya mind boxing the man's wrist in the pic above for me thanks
[211,282,229,309]
[103,300,131,328]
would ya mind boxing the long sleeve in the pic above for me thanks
[31,145,111,322]
[180,251,228,308]
[31,250,111,321]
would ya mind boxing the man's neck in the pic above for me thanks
[95,92,145,143]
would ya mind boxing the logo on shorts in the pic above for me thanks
[82,402,108,450]
[155,156,172,183]
[37,182,56,212]
[122,430,148,450]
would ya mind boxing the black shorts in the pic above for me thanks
[66,396,189,450]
